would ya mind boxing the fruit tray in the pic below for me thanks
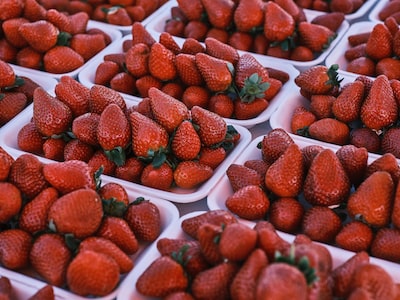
[78,34,300,129]
[9,21,122,81]
[324,21,379,78]
[0,178,179,300]
[144,0,350,72]
[117,210,400,300]
[368,0,395,22]
[206,135,400,279]
[0,102,252,203]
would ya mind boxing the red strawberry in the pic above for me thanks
[114,157,144,183]
[43,46,84,74]
[175,53,204,86]
[2,17,29,49]
[298,21,336,52]
[303,148,351,206]
[181,37,205,54]
[0,147,14,181]
[349,127,381,154]
[63,139,94,162]
[370,228,400,263]
[204,37,239,65]
[0,182,22,224]
[181,85,210,109]
[72,112,100,147]
[260,128,294,164]
[208,93,234,118]
[201,0,235,29]
[159,31,181,55]
[268,197,304,233]
[309,94,335,119]
[46,8,73,33]
[136,255,189,298]
[290,106,317,134]
[393,182,400,229]
[22,0,47,21]
[105,6,132,26]
[27,285,54,300]
[18,20,59,53]
[307,117,350,145]
[131,21,156,46]
[29,233,72,287]
[42,137,67,161]
[0,92,27,126]
[89,84,127,114]
[226,185,270,220]
[148,42,178,81]
[94,60,121,86]
[364,153,400,185]
[125,42,150,78]
[140,162,174,191]
[0,229,32,269]
[263,1,295,42]
[176,0,204,20]
[110,72,136,95]
[311,11,345,32]
[171,120,202,161]
[173,161,213,189]
[365,23,393,61]
[17,121,42,155]
[226,163,263,192]
[33,87,73,137]
[332,80,365,123]
[335,221,373,252]
[234,0,264,33]
[197,222,224,265]
[66,250,120,297]
[124,197,161,242]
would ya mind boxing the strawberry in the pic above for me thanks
[15,46,42,70]
[114,157,144,183]
[264,1,295,42]
[135,75,163,97]
[204,37,239,65]
[306,117,350,145]
[29,233,72,287]
[177,0,204,20]
[197,223,224,265]
[269,197,305,234]
[360,75,398,131]
[55,75,91,118]
[234,97,269,120]
[303,148,351,206]
[2,17,30,49]
[349,127,381,154]
[348,171,394,228]
[218,222,257,261]
[131,22,156,46]
[125,42,150,78]
[335,220,373,253]
[87,149,117,176]
[332,80,364,123]
[349,263,397,299]
[290,106,317,134]
[89,84,127,114]
[173,161,213,189]
[140,162,174,191]
[23,0,47,21]
[46,8,73,33]
[70,33,107,61]
[161,82,185,100]
[181,209,237,240]
[365,23,393,61]
[175,53,204,86]
[294,64,342,95]
[370,228,400,262]
[234,53,269,92]
[336,144,368,187]
[346,56,376,77]
[136,255,189,298]
[311,11,345,32]
[226,184,270,220]
[72,112,100,147]
[0,182,21,224]
[19,187,59,234]
[181,37,205,54]
[344,43,366,61]
[79,236,133,274]
[33,87,73,137]
[329,0,354,13]
[393,182,400,229]
[0,276,11,298]
[94,60,121,86]
[201,0,235,29]
[28,285,54,300]
[191,261,238,299]
[226,163,263,192]
[258,262,311,299]
[43,46,84,74]
[63,139,94,162]
[265,143,305,198]
[191,105,227,146]
[207,93,234,118]
[171,120,202,161]
[197,146,227,168]
[0,229,32,269]
[0,0,24,20]
[233,0,264,33]
[298,21,336,53]
[9,154,48,200]
[105,6,132,26]
[159,31,181,55]
[164,18,186,37]
[300,144,324,170]
[182,85,210,109]
[376,57,400,80]
[110,72,136,95]
[67,249,120,296]
[260,128,294,164]
[96,216,139,255]
[124,197,161,242]
[195,52,233,92]
[148,42,178,81]
[0,147,14,181]
[97,103,130,166]
[18,20,59,53]
[364,153,400,185]
[11,75,40,103]
[309,94,334,119]
[230,248,268,299]
[380,127,400,158]
[43,160,96,194]
[183,20,209,41]
[0,59,16,88]
[302,206,342,243]
[148,87,190,133]
[68,11,90,35]
[0,92,27,126]
[17,122,45,154]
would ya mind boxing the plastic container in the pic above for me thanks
[368,0,393,22]
[9,21,122,81]
[117,210,400,300]
[145,0,350,72]
[0,181,179,300]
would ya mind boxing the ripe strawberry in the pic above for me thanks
[105,6,132,26]
[124,197,161,242]
[0,92,27,126]
[140,162,174,191]
[234,97,269,120]
[204,37,239,65]
[87,149,117,176]
[260,128,294,164]
[335,221,373,252]
[376,57,400,80]
[33,87,73,137]
[182,85,210,109]
[191,261,238,299]
[393,182,400,229]
[0,59,16,88]
[23,0,47,21]
[303,148,351,206]
[268,197,305,233]
[15,46,42,70]
[344,43,366,61]
[28,285,54,300]
[125,42,150,78]
[195,52,233,92]
[302,206,342,243]
[201,0,235,29]
[336,144,368,187]
[181,37,205,54]
[360,75,398,131]
[18,20,59,53]
[135,75,163,97]
[96,215,139,255]
[164,18,185,37]
[0,229,32,269]
[0,147,14,181]
[175,53,204,86]
[29,233,72,287]
[370,228,400,262]
[230,248,268,299]
[19,187,59,234]
[131,21,156,46]
[191,105,227,146]
[2,17,30,49]
[264,1,295,42]
[197,223,224,265]
[311,11,345,32]
[17,122,44,154]
[71,112,100,147]
[110,72,136,95]
[70,32,107,63]
[43,46,84,74]
[43,160,96,194]
[161,82,184,99]
[181,209,237,240]
[207,93,234,118]
[148,87,190,133]
[136,255,189,298]
[255,263,308,299]
[89,84,127,114]
[294,64,342,95]
[332,80,364,123]
[171,120,201,161]
[67,249,120,297]
[9,154,48,200]
[174,160,214,189]
[234,0,264,33]
[365,23,393,61]
[46,8,73,33]
[114,157,144,183]
[298,21,336,53]
[290,106,317,134]
[348,171,394,228]
[79,236,133,274]
[306,117,350,145]
[148,42,177,81]
[183,20,209,40]
[159,31,181,55]
[346,56,376,77]
[0,276,12,298]
[309,94,334,119]
[265,143,305,198]
[226,184,270,220]
[365,153,400,185]
[349,127,381,154]
[226,163,263,192]
[0,182,22,224]
[177,0,204,21]
[11,75,40,103]
[63,139,93,162]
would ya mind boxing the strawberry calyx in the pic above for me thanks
[139,147,168,169]
[322,33,338,51]
[101,5,123,15]
[104,146,127,167]
[238,73,270,103]
[57,31,72,47]
[275,244,318,286]
[325,64,343,89]
[64,233,81,254]
[101,197,127,217]
[218,125,241,152]
[3,76,25,91]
